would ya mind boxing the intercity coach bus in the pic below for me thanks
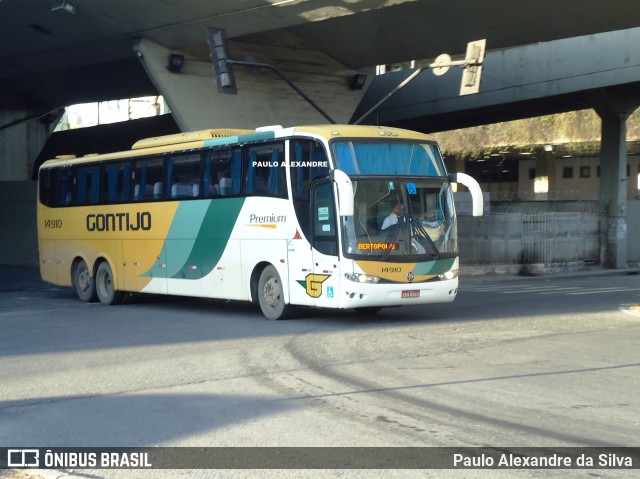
[37,125,483,319]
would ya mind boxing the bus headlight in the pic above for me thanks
[438,269,458,281]
[344,273,381,283]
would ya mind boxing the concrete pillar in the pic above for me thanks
[591,89,640,268]
[599,112,629,268]
[0,92,53,180]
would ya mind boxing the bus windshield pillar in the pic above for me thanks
[331,169,354,217]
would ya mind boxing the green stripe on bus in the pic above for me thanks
[413,257,455,276]
[175,197,245,279]
[143,198,246,280]
[203,131,275,148]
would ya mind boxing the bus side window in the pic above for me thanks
[219,148,241,196]
[245,142,286,197]
[312,181,338,256]
[133,157,163,201]
[76,165,100,205]
[56,167,74,206]
[38,168,53,206]
[167,153,201,199]
[103,162,131,203]
[202,150,217,197]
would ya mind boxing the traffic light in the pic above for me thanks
[460,39,486,95]
[207,27,237,94]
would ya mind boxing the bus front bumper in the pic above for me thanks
[338,278,458,309]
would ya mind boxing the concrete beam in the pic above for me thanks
[353,27,640,131]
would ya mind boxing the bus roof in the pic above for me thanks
[289,124,433,142]
[40,124,435,169]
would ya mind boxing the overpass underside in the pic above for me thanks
[353,28,640,269]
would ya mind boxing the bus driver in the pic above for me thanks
[381,201,404,230]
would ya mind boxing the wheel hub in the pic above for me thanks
[263,278,280,308]
[78,269,90,291]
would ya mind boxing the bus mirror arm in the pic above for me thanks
[331,169,354,217]
[450,172,483,217]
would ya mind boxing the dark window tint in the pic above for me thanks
[167,153,201,199]
[103,162,131,203]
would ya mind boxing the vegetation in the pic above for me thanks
[431,109,640,157]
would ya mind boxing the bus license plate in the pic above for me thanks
[401,290,420,298]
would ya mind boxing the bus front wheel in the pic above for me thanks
[95,261,124,305]
[258,265,293,320]
[73,259,97,303]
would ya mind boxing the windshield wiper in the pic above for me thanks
[408,214,440,259]
[380,214,439,260]
[382,216,402,260]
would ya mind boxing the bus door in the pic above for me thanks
[286,233,316,308]
[308,181,340,308]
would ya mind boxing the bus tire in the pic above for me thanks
[73,259,97,303]
[258,265,292,320]
[95,261,124,305]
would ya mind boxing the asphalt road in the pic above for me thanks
[1,266,639,478]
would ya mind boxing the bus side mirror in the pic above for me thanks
[331,169,354,217]
[450,172,483,216]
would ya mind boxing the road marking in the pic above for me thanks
[539,287,584,294]
[568,288,640,295]
[462,284,639,296]
[500,286,579,294]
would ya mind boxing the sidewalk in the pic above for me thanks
[460,261,640,280]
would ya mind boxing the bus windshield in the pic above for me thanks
[342,178,457,260]
[332,140,446,176]
[332,140,456,260]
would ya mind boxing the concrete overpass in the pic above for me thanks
[5,0,640,176]
[352,28,640,268]
[3,1,640,267]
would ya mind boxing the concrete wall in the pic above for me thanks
[136,37,372,130]
[0,93,52,180]
[0,181,38,266]
[458,210,603,269]
[459,199,640,268]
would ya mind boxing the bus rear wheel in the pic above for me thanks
[258,265,293,320]
[95,261,124,305]
[73,259,97,303]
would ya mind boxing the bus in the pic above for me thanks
[37,124,483,320]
